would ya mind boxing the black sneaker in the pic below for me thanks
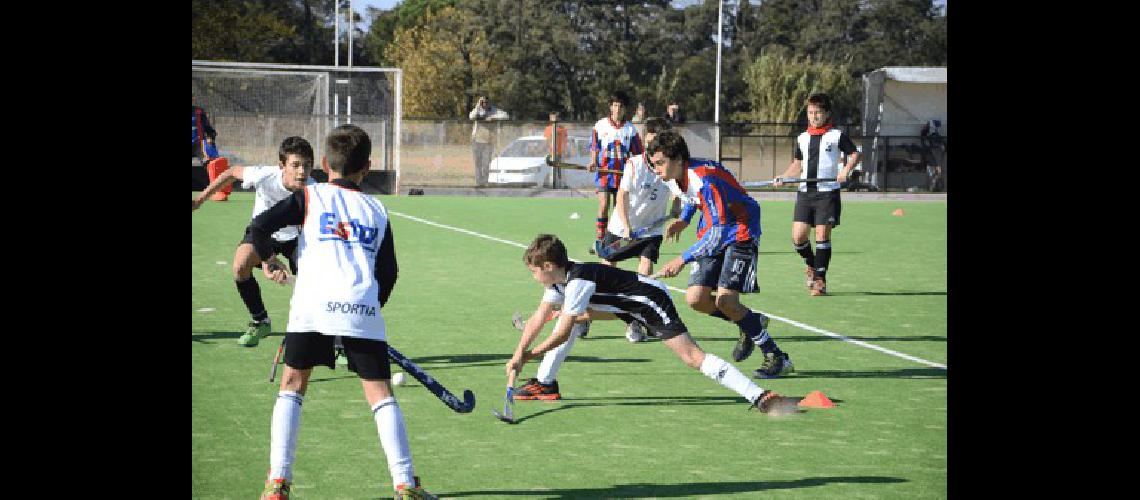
[753,352,794,379]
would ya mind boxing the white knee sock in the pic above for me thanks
[699,354,765,403]
[269,391,304,481]
[371,397,415,487]
[536,322,583,384]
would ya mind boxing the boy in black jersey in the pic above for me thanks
[505,234,793,414]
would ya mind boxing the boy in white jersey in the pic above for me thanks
[773,93,859,296]
[192,136,316,347]
[506,234,795,415]
[586,90,643,252]
[246,125,437,500]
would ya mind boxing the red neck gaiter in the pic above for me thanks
[807,121,834,136]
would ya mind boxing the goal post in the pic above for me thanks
[192,61,402,192]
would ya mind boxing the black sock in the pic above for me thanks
[814,240,831,280]
[235,277,268,323]
[794,240,814,268]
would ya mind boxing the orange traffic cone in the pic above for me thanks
[891,208,905,216]
[797,390,836,409]
[207,157,232,201]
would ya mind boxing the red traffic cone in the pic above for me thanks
[797,390,836,409]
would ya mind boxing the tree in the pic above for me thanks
[192,0,296,62]
[384,6,495,118]
[736,51,860,131]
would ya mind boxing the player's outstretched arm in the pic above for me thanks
[506,300,558,377]
[774,159,802,187]
[192,165,245,211]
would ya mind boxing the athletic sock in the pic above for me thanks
[269,391,304,481]
[794,241,815,268]
[699,353,765,403]
[236,277,269,322]
[595,218,608,240]
[371,397,415,488]
[536,322,582,384]
[814,240,831,280]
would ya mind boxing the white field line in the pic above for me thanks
[390,211,947,370]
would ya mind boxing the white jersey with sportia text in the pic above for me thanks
[242,166,316,242]
[607,153,673,238]
[794,129,846,192]
[287,183,389,340]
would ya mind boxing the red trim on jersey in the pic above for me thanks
[607,117,626,129]
[807,121,834,136]
[728,202,752,241]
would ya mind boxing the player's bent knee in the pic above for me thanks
[714,293,741,313]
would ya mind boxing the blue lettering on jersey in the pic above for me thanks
[318,212,380,253]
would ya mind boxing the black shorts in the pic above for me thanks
[686,240,759,293]
[793,190,842,227]
[240,233,299,275]
[283,332,392,380]
[612,287,688,340]
[600,232,663,263]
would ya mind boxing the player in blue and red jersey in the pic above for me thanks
[586,91,643,249]
[649,129,794,380]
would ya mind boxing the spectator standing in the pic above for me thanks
[469,96,509,187]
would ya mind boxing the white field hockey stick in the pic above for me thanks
[491,368,518,424]
[743,177,837,188]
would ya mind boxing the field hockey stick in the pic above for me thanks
[545,156,622,175]
[491,368,518,424]
[387,345,476,413]
[743,177,837,188]
[268,336,286,383]
[594,214,673,260]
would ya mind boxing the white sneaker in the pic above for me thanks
[625,321,647,343]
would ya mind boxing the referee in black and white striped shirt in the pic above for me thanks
[774,94,859,296]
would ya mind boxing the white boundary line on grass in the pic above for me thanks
[391,211,947,370]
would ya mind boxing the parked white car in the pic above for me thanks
[487,135,596,188]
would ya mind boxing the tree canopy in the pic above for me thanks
[192,0,947,122]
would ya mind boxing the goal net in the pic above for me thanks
[192,61,401,178]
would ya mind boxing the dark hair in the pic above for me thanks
[806,93,832,113]
[646,129,689,163]
[609,91,630,108]
[325,124,371,176]
[644,117,672,135]
[278,136,314,169]
[524,234,570,269]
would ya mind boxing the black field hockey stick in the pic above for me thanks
[593,214,673,261]
[545,156,623,175]
[387,345,476,413]
[742,177,837,188]
[268,336,286,383]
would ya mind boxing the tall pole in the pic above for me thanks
[334,1,340,67]
[348,0,354,68]
[714,0,723,160]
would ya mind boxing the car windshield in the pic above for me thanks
[500,140,549,158]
